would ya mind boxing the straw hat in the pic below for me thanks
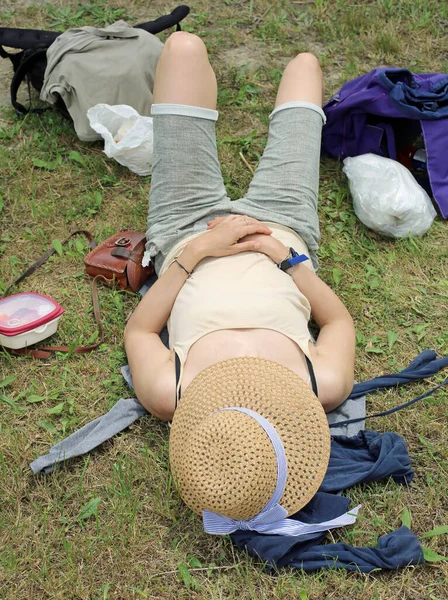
[169,357,331,521]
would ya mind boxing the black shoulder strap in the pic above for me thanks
[0,28,58,51]
[305,356,318,397]
[175,352,182,408]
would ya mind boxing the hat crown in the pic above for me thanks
[170,357,331,519]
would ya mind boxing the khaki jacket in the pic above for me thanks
[40,20,163,141]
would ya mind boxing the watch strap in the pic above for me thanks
[279,247,309,272]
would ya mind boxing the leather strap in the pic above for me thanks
[3,231,104,360]
[3,230,96,296]
[110,246,140,264]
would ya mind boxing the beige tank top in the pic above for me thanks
[160,223,314,381]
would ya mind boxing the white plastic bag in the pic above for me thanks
[87,104,153,176]
[343,154,436,238]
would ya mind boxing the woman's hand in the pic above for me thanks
[189,215,272,260]
[240,233,290,264]
[207,215,289,264]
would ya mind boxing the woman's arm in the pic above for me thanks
[220,227,355,412]
[124,243,203,420]
[289,264,356,411]
[125,244,202,337]
[124,216,272,419]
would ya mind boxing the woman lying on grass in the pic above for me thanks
[124,31,356,422]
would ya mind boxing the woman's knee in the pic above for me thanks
[163,31,208,60]
[154,31,216,108]
[287,52,322,75]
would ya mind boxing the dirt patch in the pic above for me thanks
[219,43,269,72]
[0,57,13,120]
[1,0,61,8]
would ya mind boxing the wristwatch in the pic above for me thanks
[278,247,309,272]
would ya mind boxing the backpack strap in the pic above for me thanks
[0,45,26,71]
[0,44,12,59]
[9,47,48,114]
[0,5,190,56]
[135,5,190,34]
[0,27,58,50]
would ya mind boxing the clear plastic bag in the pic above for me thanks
[87,104,153,176]
[343,154,436,238]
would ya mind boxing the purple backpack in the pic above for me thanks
[322,68,448,218]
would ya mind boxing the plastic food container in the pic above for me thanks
[0,293,64,350]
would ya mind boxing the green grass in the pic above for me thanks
[1,0,448,598]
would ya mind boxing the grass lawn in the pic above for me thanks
[0,0,447,598]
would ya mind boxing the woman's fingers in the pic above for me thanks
[207,215,272,233]
[207,216,226,229]
[241,222,272,236]
[240,217,272,234]
[230,240,261,253]
[207,215,237,229]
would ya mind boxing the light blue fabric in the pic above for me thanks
[202,406,289,535]
[349,349,448,398]
[29,396,147,474]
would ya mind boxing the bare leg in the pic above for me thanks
[147,33,230,274]
[274,52,323,107]
[232,53,325,268]
[153,31,217,109]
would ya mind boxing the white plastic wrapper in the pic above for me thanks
[87,104,153,176]
[343,153,436,238]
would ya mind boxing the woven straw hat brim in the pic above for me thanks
[169,357,331,521]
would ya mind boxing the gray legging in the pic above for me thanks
[144,101,325,274]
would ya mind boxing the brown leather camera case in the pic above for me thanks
[84,230,154,292]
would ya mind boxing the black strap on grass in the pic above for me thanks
[328,377,448,429]
[135,5,190,34]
